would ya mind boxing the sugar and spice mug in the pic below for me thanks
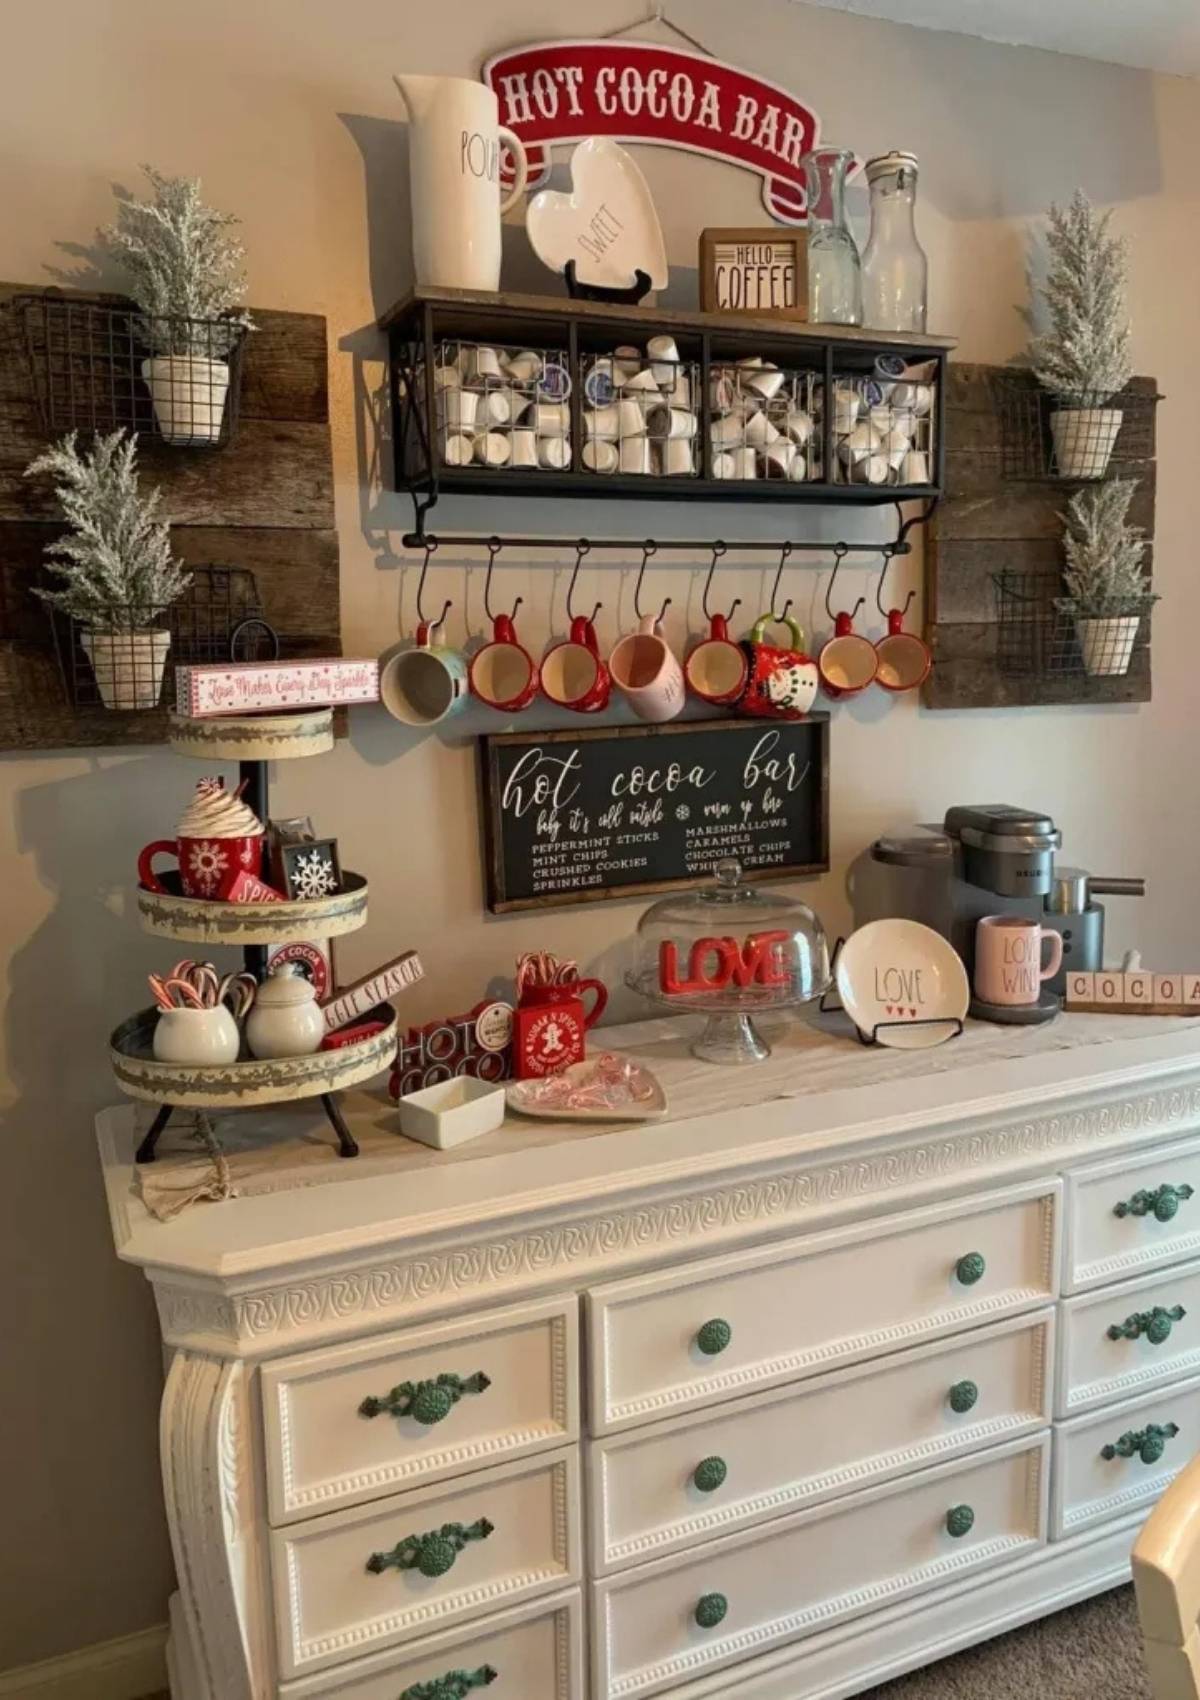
[974,915,1064,1006]
[470,610,540,713]
[379,622,469,726]
[739,613,819,720]
[541,615,610,713]
[608,613,685,722]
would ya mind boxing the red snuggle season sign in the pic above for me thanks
[483,39,828,224]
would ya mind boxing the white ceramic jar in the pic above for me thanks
[245,965,326,1059]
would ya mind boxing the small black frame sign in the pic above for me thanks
[479,719,830,914]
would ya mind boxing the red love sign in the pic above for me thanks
[483,39,833,224]
[659,931,793,995]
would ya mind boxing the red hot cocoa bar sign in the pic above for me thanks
[483,40,828,224]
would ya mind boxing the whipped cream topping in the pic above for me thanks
[177,776,264,840]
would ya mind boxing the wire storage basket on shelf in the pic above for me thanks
[17,292,248,447]
[401,335,574,477]
[993,568,1155,680]
[996,375,1159,482]
[49,565,270,711]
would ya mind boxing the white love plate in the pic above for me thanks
[526,138,668,292]
[506,1051,667,1122]
[835,920,969,1050]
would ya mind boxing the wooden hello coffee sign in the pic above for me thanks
[479,719,829,913]
[483,39,831,223]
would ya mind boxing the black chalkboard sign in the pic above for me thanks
[479,718,829,913]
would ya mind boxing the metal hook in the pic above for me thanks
[701,541,741,624]
[633,540,670,624]
[566,539,601,624]
[414,537,451,634]
[824,543,865,625]
[769,541,794,620]
[483,535,522,624]
[875,547,916,620]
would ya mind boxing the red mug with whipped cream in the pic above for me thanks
[138,776,266,899]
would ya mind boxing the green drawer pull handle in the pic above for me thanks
[360,1372,491,1425]
[955,1252,986,1286]
[1101,1422,1180,1465]
[1107,1305,1186,1345]
[693,1456,728,1493]
[948,1380,979,1414]
[696,1318,732,1356]
[1114,1184,1195,1223]
[367,1518,493,1579]
[399,1668,498,1700]
[946,1504,975,1539]
[695,1592,728,1629]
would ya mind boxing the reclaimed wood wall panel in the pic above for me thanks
[923,365,1157,710]
[0,283,340,751]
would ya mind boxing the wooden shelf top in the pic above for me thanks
[379,285,957,353]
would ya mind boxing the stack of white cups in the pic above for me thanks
[580,336,699,477]
[431,343,572,471]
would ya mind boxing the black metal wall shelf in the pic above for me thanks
[380,288,956,532]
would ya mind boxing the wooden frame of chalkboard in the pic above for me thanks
[478,719,830,914]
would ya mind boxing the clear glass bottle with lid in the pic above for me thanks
[625,857,830,1066]
[802,147,863,326]
[862,150,929,333]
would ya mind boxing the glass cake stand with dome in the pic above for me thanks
[626,858,831,1064]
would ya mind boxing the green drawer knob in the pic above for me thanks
[695,1592,728,1629]
[399,1668,498,1700]
[955,1252,986,1286]
[948,1380,979,1414]
[360,1371,491,1424]
[1101,1422,1180,1466]
[696,1318,732,1356]
[1107,1304,1186,1345]
[946,1504,975,1539]
[693,1456,728,1494]
[1114,1184,1195,1223]
[367,1518,493,1579]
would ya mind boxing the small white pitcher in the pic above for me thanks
[153,1005,241,1066]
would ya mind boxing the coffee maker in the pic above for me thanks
[852,804,1144,993]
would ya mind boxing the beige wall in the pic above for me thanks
[1,0,1197,1669]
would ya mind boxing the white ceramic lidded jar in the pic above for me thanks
[245,965,326,1060]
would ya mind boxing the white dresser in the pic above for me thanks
[97,1011,1200,1700]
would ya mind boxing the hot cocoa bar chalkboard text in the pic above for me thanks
[479,719,829,913]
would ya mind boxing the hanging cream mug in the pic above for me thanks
[394,75,529,290]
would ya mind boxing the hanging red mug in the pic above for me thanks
[818,610,878,699]
[874,607,933,692]
[541,615,610,713]
[685,612,749,707]
[739,613,819,719]
[470,610,540,712]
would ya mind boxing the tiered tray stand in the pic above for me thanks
[110,708,398,1163]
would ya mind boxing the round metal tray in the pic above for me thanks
[167,709,334,762]
[136,869,369,946]
[110,1003,397,1108]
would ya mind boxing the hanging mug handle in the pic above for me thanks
[498,128,530,214]
[751,612,805,651]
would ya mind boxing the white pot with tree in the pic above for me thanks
[26,429,191,709]
[1031,189,1131,479]
[1056,478,1156,678]
[99,167,254,445]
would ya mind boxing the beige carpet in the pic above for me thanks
[860,1586,1149,1699]
[141,1586,1149,1699]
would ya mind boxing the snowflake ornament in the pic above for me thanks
[288,846,340,901]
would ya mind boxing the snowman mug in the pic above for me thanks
[739,613,819,720]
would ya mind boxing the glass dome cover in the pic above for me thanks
[626,857,831,1065]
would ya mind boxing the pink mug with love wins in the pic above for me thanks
[974,915,1063,1006]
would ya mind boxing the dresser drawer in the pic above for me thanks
[280,1590,583,1699]
[1057,1256,1200,1416]
[586,1180,1059,1432]
[1051,1372,1200,1539]
[1064,1135,1200,1294]
[272,1447,580,1679]
[592,1434,1048,1700]
[261,1296,578,1523]
[590,1309,1053,1574]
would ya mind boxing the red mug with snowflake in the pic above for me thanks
[139,832,265,899]
[739,612,819,719]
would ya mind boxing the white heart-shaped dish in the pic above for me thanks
[526,138,668,291]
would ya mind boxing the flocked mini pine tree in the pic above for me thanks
[1055,478,1156,677]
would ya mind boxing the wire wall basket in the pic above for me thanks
[993,568,1155,680]
[17,292,248,448]
[407,337,573,476]
[49,565,270,711]
[996,376,1159,482]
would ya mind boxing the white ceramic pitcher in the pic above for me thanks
[394,74,529,291]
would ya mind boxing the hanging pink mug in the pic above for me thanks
[608,613,685,723]
[470,611,540,712]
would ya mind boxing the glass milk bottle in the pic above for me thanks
[862,151,929,332]
[801,147,863,325]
